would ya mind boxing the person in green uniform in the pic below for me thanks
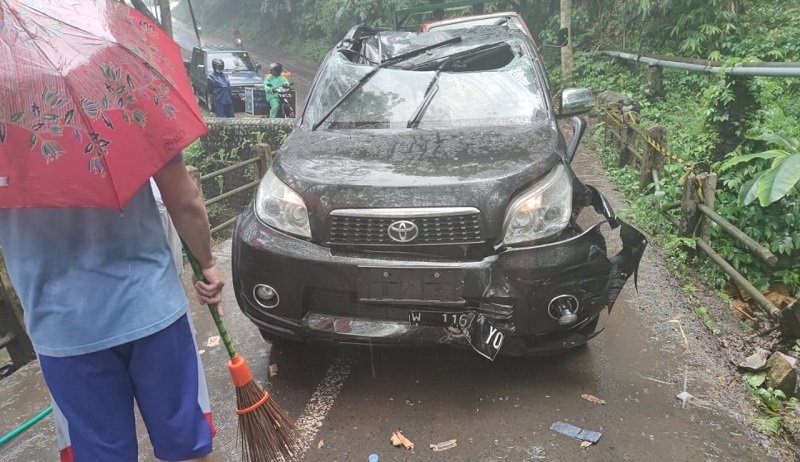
[263,62,290,118]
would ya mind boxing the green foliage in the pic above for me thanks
[694,307,721,335]
[720,132,800,206]
[755,416,783,435]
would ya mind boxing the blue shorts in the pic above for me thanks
[39,314,215,462]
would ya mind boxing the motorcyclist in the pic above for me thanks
[206,58,234,117]
[263,63,290,118]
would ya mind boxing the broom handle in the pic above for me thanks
[182,241,238,360]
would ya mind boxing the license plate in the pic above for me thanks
[409,311,474,329]
[463,315,505,361]
[408,311,504,361]
[358,267,463,303]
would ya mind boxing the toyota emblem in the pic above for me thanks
[387,220,419,243]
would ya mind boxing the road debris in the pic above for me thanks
[391,431,414,450]
[369,454,379,462]
[668,319,690,354]
[676,391,694,407]
[549,422,602,444]
[737,348,770,371]
[269,363,279,377]
[429,439,457,452]
[581,394,606,405]
[317,439,324,449]
[766,352,798,394]
[206,335,220,347]
[580,441,593,449]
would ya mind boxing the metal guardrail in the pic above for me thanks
[188,143,273,236]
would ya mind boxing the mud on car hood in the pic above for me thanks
[272,123,564,240]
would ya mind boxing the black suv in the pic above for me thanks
[232,25,646,359]
[188,45,263,112]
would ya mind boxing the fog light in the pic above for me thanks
[253,284,280,309]
[548,295,580,326]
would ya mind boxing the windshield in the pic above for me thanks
[209,52,255,72]
[305,50,547,130]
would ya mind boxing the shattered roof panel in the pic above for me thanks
[360,26,528,67]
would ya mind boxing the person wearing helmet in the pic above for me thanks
[206,58,234,117]
[263,63,290,118]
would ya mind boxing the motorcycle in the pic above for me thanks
[234,36,243,49]
[272,83,296,118]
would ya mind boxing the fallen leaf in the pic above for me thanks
[317,439,324,449]
[269,363,279,377]
[581,394,606,405]
[206,336,220,347]
[580,441,593,449]
[391,431,414,450]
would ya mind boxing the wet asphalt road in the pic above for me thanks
[0,23,781,462]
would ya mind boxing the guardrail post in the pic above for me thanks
[187,166,204,200]
[639,124,666,192]
[678,172,702,238]
[645,65,665,100]
[252,143,273,179]
[0,249,36,369]
[698,172,718,243]
[618,110,638,167]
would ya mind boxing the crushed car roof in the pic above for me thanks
[340,25,532,69]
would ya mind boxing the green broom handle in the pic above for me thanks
[182,240,238,360]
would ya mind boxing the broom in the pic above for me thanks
[183,243,303,461]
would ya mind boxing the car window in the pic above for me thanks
[207,52,256,72]
[306,50,546,129]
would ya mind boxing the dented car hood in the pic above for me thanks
[273,123,564,239]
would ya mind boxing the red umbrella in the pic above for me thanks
[0,0,206,209]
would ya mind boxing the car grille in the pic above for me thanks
[328,209,483,245]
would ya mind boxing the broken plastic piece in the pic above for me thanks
[206,335,220,347]
[430,439,457,451]
[580,441,593,449]
[550,421,602,443]
[369,454,379,462]
[676,391,693,406]
[390,431,414,450]
[269,363,279,377]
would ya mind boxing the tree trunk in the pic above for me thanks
[560,0,574,85]
[158,0,173,38]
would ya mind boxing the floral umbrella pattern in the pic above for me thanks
[0,0,206,208]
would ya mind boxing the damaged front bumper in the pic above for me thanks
[232,193,646,357]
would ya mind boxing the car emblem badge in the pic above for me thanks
[387,220,419,243]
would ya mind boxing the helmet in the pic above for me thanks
[269,63,283,75]
[211,58,224,72]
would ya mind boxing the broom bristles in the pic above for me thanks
[236,380,304,462]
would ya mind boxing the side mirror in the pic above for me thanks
[565,116,586,164]
[557,27,569,47]
[559,88,593,116]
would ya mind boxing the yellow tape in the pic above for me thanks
[605,108,696,174]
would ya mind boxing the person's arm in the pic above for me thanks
[153,157,224,307]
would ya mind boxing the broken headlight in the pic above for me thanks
[255,169,311,239]
[502,164,572,245]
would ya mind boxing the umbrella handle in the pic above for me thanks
[182,240,238,360]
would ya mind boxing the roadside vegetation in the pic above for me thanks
[176,0,799,441]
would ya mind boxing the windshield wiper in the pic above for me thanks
[312,36,462,131]
[406,58,453,129]
[404,41,508,71]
